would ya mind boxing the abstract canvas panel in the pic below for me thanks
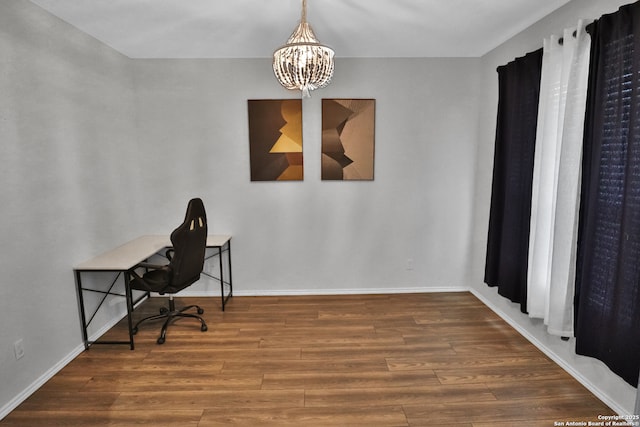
[248,99,303,181]
[321,99,375,180]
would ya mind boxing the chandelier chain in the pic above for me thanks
[301,0,307,23]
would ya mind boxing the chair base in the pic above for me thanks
[132,296,207,344]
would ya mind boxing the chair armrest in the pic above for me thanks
[136,262,168,270]
[128,262,172,292]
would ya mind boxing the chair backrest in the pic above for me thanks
[167,198,208,291]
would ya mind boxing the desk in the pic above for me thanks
[74,234,232,350]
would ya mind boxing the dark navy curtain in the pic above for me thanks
[485,49,543,313]
[575,1,640,387]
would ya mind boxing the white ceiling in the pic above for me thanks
[28,0,571,59]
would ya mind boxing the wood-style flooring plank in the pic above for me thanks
[301,342,457,360]
[198,406,409,426]
[403,395,609,425]
[303,384,498,407]
[141,347,302,361]
[82,373,263,392]
[434,364,573,385]
[386,354,553,371]
[110,389,305,410]
[11,392,120,412]
[221,358,390,374]
[0,410,203,427]
[487,378,603,400]
[259,334,405,348]
[262,370,440,389]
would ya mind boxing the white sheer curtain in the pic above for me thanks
[527,21,591,336]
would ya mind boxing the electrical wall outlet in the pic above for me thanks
[13,339,25,360]
[406,258,414,270]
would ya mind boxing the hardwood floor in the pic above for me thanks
[1,292,614,426]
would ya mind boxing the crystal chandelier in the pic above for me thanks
[273,0,335,98]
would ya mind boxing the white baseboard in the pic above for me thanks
[175,286,470,297]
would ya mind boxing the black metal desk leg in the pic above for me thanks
[75,270,90,350]
[124,271,135,350]
[218,246,225,311]
[227,240,233,298]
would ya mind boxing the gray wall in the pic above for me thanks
[0,0,141,415]
[132,57,481,296]
[469,0,637,415]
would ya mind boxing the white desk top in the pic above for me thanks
[205,234,232,247]
[74,234,231,271]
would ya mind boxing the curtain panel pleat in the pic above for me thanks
[485,49,543,313]
[575,1,640,387]
[527,22,591,337]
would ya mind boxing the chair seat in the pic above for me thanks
[130,267,171,293]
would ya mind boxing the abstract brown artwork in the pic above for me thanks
[248,99,303,181]
[322,99,375,180]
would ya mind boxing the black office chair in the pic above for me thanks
[129,198,208,344]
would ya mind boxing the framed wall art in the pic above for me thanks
[321,98,375,181]
[247,99,303,181]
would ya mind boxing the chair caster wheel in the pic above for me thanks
[157,337,165,344]
[201,324,208,332]
[160,307,168,314]
[132,327,138,335]
[197,308,204,315]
